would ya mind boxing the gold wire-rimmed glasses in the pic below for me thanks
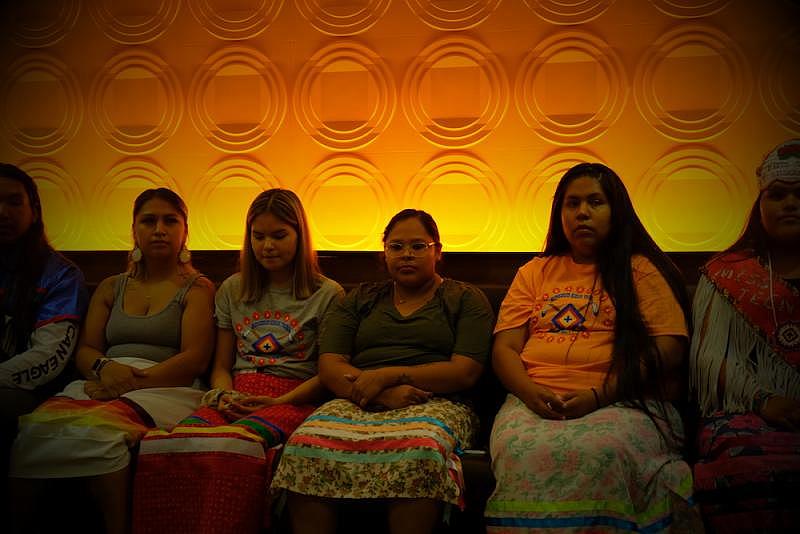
[384,241,438,257]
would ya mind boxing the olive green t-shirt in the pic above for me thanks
[319,279,494,370]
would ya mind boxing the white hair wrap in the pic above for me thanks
[757,138,800,190]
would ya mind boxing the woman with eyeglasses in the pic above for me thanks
[271,208,494,534]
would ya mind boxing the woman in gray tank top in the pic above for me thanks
[10,188,216,534]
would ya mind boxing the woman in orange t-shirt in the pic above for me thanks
[485,163,701,533]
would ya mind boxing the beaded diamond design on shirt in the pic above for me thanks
[551,303,586,332]
[254,332,283,354]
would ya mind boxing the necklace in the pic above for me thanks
[394,278,440,305]
[563,273,600,363]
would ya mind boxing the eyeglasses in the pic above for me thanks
[384,241,438,257]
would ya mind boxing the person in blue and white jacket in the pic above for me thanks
[0,163,88,491]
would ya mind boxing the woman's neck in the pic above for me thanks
[268,268,293,289]
[140,259,180,282]
[394,274,441,300]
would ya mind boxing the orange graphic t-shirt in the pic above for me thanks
[494,254,687,395]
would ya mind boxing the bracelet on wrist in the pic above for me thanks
[591,387,601,409]
[91,357,112,379]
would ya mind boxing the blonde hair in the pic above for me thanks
[239,189,320,302]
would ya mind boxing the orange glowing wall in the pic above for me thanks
[1,0,797,251]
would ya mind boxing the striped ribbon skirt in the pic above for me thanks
[271,397,478,507]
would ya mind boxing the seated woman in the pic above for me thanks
[0,163,88,509]
[9,187,215,534]
[132,189,343,534]
[485,163,700,532]
[690,139,800,531]
[271,209,495,534]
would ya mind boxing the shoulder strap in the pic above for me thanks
[175,273,204,303]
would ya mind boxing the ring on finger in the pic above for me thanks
[546,401,552,409]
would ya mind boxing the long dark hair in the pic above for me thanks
[720,199,766,261]
[128,187,193,279]
[0,163,54,354]
[543,163,691,420]
[382,208,441,244]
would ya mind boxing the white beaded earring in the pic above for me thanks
[179,246,191,264]
[131,247,143,262]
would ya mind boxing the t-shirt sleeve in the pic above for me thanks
[634,256,688,338]
[494,262,536,334]
[451,284,494,365]
[318,285,361,357]
[214,276,235,329]
[35,261,88,328]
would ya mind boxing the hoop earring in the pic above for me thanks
[179,246,191,264]
[131,247,143,263]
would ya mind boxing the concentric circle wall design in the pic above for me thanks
[189,0,284,40]
[404,0,502,31]
[298,156,396,250]
[296,0,390,36]
[192,158,280,249]
[1,53,82,156]
[760,30,800,135]
[516,150,607,248]
[190,46,287,153]
[634,147,754,251]
[403,37,508,148]
[515,31,627,145]
[6,0,81,48]
[93,159,180,249]
[405,154,509,250]
[87,0,181,44]
[649,0,731,18]
[90,49,183,154]
[20,158,83,249]
[294,42,395,151]
[634,25,751,141]
[523,0,615,25]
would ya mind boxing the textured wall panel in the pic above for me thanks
[515,31,627,145]
[299,155,397,249]
[5,0,82,48]
[294,42,395,150]
[1,53,83,155]
[634,24,750,141]
[192,157,280,249]
[88,0,182,44]
[405,0,503,31]
[405,153,509,250]
[403,37,508,148]
[190,46,287,152]
[296,0,391,35]
[89,49,184,154]
[0,0,796,251]
[20,158,84,248]
[189,0,284,40]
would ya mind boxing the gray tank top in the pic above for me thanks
[105,273,201,363]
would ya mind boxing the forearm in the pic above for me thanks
[274,376,328,405]
[210,365,233,390]
[0,321,78,389]
[136,350,209,388]
[319,354,361,399]
[376,359,480,394]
